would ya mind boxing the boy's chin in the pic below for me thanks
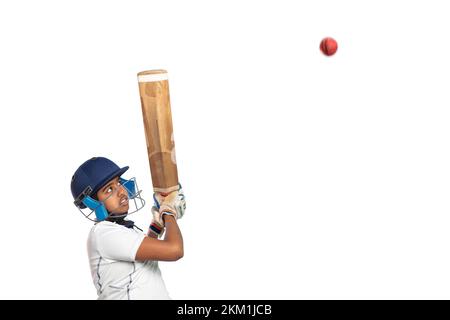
[111,209,129,216]
[110,204,129,215]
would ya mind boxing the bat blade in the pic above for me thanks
[137,69,179,194]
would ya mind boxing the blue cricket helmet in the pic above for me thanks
[71,157,145,222]
[71,157,129,206]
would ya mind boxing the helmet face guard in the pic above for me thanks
[74,177,145,222]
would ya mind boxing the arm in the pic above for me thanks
[135,215,184,261]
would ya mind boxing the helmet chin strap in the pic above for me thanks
[106,212,143,231]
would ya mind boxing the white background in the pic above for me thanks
[0,0,449,299]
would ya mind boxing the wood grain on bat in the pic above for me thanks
[138,70,179,193]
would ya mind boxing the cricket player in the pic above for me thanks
[70,156,185,300]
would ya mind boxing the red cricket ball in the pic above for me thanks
[320,37,338,56]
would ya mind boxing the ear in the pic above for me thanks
[82,196,109,221]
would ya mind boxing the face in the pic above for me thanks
[96,176,129,215]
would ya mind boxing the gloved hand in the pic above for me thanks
[148,202,176,238]
[148,206,165,238]
[153,184,186,220]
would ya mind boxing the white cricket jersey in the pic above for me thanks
[87,221,171,300]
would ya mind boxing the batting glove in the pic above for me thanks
[153,184,186,220]
[148,205,177,237]
[148,206,164,238]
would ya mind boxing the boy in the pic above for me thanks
[70,156,185,300]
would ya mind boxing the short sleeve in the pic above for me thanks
[93,223,145,261]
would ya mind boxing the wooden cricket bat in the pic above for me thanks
[137,69,179,194]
